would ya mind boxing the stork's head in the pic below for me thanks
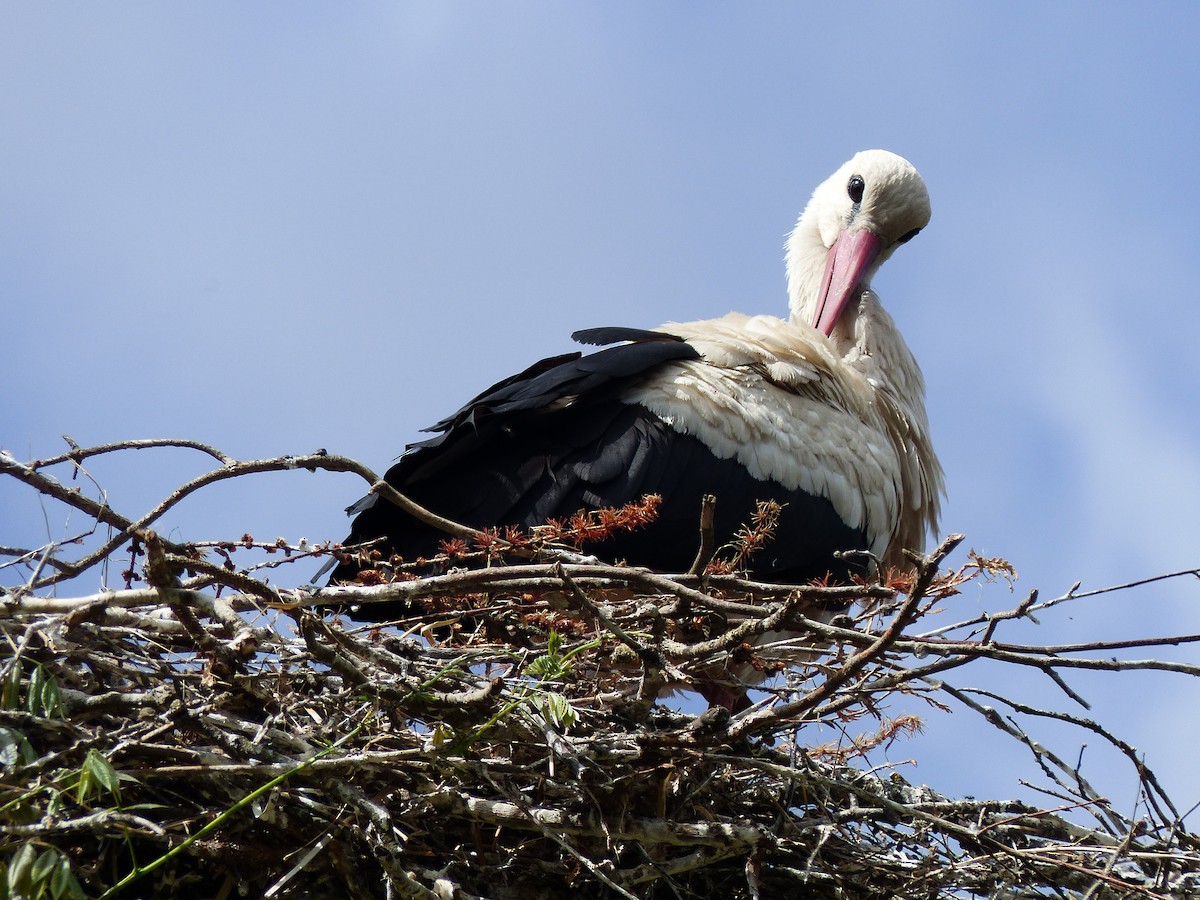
[786,150,931,337]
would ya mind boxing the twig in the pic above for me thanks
[688,494,717,576]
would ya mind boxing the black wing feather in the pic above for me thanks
[571,326,685,346]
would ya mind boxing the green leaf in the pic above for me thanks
[25,667,44,715]
[533,692,576,730]
[0,727,37,769]
[30,848,58,886]
[425,723,453,749]
[526,654,566,680]
[27,666,62,719]
[45,785,68,819]
[7,844,36,899]
[48,853,84,900]
[1,665,21,711]
[78,749,121,806]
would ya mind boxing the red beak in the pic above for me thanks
[813,229,883,336]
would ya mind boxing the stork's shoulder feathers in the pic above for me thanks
[658,312,836,388]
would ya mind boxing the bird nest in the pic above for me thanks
[3,441,1200,899]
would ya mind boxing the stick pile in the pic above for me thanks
[3,441,1198,898]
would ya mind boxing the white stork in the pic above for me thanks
[332,149,942,700]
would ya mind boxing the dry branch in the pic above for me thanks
[2,438,1199,898]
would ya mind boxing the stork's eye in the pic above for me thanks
[897,228,921,244]
[847,176,865,204]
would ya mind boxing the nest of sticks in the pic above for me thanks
[3,440,1199,899]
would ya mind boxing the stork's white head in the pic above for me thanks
[786,150,931,338]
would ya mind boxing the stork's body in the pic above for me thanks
[332,150,942,658]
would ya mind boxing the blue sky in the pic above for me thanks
[4,4,1200,815]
